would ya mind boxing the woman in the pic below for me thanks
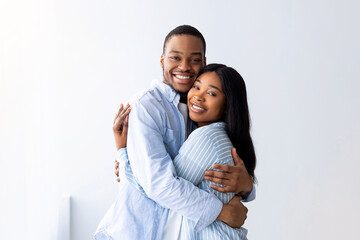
[110,64,256,239]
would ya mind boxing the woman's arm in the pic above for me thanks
[204,148,255,200]
[174,125,233,190]
[176,124,255,201]
[113,103,130,182]
[113,103,131,150]
[173,131,217,186]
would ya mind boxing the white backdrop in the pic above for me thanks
[1,0,359,239]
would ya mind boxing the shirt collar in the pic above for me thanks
[205,122,226,129]
[214,122,226,128]
[151,80,180,105]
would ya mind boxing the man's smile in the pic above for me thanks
[172,73,194,84]
[175,75,190,80]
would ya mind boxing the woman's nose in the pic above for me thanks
[193,94,204,102]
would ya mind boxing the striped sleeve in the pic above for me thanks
[174,130,219,186]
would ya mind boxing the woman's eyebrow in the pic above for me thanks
[196,79,223,92]
[208,84,223,92]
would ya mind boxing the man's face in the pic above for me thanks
[160,35,206,93]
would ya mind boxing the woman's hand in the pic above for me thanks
[113,103,131,150]
[113,103,130,183]
[204,148,253,195]
[115,160,120,182]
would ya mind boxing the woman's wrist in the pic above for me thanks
[114,133,126,150]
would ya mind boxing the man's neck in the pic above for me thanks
[162,79,188,104]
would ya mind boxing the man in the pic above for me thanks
[95,25,255,240]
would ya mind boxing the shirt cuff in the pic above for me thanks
[241,185,256,202]
[115,147,128,162]
[193,192,223,231]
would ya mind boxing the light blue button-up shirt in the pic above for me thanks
[94,80,223,240]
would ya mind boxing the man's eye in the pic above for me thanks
[192,59,202,62]
[170,56,180,60]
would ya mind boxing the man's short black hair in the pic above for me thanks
[163,25,206,55]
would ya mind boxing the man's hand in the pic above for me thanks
[204,148,252,195]
[113,103,131,182]
[217,196,248,228]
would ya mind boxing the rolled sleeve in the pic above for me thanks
[116,148,128,166]
[241,185,256,202]
[194,192,223,231]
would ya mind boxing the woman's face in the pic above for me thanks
[187,71,226,127]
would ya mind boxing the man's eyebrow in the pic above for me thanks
[169,50,183,54]
[169,51,203,56]
[191,52,202,56]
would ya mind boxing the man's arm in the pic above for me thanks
[127,101,222,230]
[217,196,248,228]
[127,100,248,231]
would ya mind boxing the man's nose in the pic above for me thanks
[179,60,191,71]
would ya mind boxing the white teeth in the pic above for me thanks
[175,75,190,79]
[192,104,204,111]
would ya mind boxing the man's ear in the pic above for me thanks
[203,57,207,67]
[160,54,164,68]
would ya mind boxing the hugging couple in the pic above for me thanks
[94,25,257,240]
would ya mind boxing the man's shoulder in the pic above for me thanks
[127,83,171,124]
[128,84,164,108]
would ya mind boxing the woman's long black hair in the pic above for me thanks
[198,64,256,181]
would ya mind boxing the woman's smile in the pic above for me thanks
[189,102,206,112]
[187,71,226,127]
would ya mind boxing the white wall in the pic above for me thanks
[1,0,359,239]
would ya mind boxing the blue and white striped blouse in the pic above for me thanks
[119,122,249,240]
[173,121,248,240]
[117,121,249,239]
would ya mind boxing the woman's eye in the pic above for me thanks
[193,85,200,90]
[208,92,216,96]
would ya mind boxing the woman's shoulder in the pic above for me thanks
[189,122,229,143]
[185,122,233,164]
